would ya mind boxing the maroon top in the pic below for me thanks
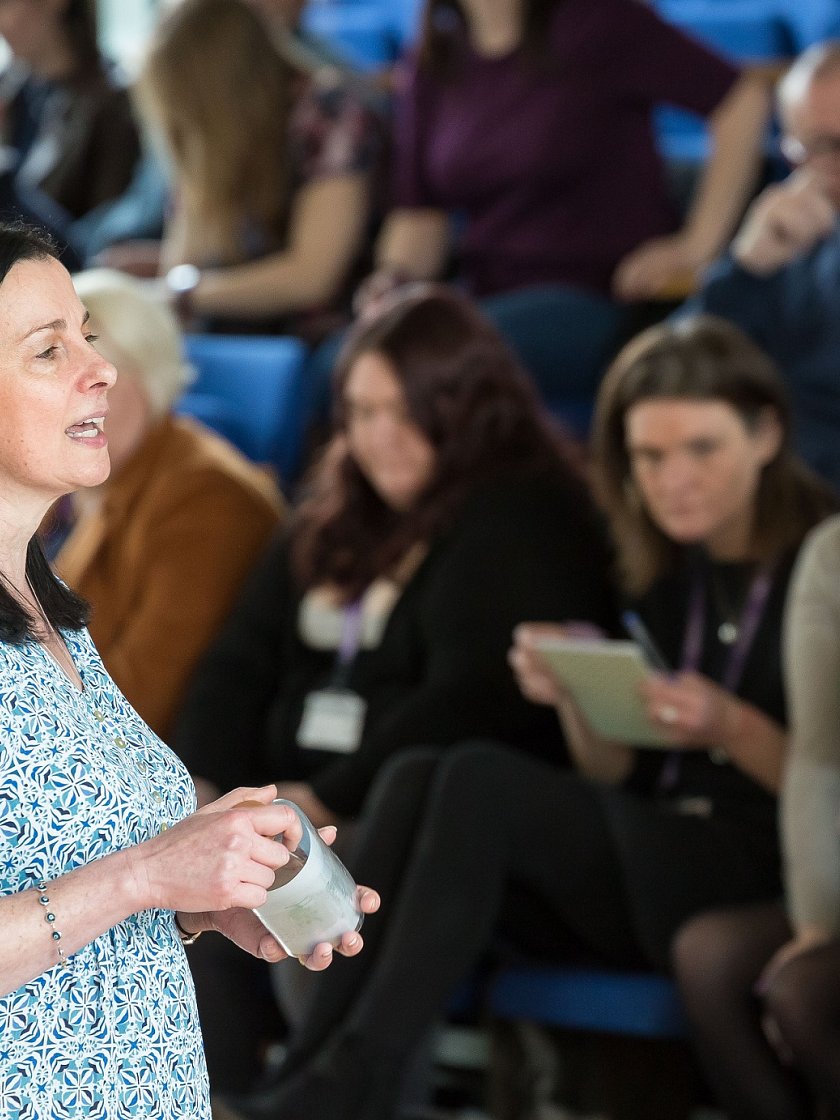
[391,0,739,297]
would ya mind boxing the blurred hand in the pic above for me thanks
[90,238,163,278]
[612,232,703,302]
[639,670,739,748]
[732,169,835,276]
[205,878,381,967]
[509,621,606,708]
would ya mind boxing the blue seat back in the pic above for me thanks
[176,333,309,486]
[653,1,794,165]
[300,3,404,68]
[488,965,689,1040]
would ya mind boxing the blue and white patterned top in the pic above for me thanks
[0,625,210,1120]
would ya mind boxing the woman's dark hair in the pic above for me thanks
[592,314,837,595]
[419,0,562,78]
[0,222,90,643]
[291,284,572,596]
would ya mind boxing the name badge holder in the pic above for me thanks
[297,600,368,754]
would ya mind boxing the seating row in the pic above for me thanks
[175,332,313,489]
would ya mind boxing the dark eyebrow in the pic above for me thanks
[23,309,90,341]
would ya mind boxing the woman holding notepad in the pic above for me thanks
[226,316,834,1120]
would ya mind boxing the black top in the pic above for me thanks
[172,468,619,816]
[626,546,797,822]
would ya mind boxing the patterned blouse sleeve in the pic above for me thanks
[288,78,383,186]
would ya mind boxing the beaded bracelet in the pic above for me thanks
[37,880,69,968]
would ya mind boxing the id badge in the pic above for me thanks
[297,689,367,753]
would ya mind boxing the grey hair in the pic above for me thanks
[72,268,194,416]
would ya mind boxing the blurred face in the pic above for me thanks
[781,72,840,209]
[343,351,437,511]
[0,255,116,513]
[625,398,782,560]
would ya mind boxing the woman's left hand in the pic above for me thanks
[640,670,739,749]
[201,880,381,967]
[611,233,703,302]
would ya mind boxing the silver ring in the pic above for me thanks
[658,704,679,724]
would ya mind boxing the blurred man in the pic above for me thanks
[685,41,840,488]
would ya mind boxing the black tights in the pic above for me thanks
[673,903,840,1120]
[267,741,780,1120]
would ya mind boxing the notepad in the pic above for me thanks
[534,637,673,747]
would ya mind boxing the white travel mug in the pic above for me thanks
[252,798,363,958]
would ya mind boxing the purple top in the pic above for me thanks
[391,0,739,297]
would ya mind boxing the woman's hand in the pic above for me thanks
[201,877,382,967]
[611,232,702,302]
[509,621,606,707]
[127,784,304,917]
[639,670,739,748]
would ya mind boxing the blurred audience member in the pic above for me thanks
[55,269,284,742]
[347,0,770,407]
[132,0,382,340]
[91,0,387,277]
[225,314,835,1120]
[674,515,840,1120]
[0,0,141,267]
[172,284,617,1092]
[686,40,840,489]
[173,284,616,823]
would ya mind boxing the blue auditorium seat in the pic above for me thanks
[300,3,404,68]
[488,964,689,1040]
[654,1,794,167]
[176,333,310,487]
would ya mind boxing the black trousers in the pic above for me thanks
[283,741,781,1070]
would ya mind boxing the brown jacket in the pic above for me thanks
[56,415,285,741]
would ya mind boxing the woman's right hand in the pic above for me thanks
[509,621,605,707]
[127,784,301,917]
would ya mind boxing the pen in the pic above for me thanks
[620,610,671,673]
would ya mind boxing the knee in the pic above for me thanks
[671,910,754,1009]
[365,746,442,813]
[434,739,516,790]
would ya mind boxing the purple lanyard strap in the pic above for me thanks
[658,566,774,792]
[338,600,365,665]
[681,567,774,691]
[328,600,365,689]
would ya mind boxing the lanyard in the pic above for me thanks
[658,564,774,792]
[329,600,365,688]
[680,566,774,692]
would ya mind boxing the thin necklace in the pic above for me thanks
[708,565,754,646]
[25,575,81,686]
[25,575,56,641]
